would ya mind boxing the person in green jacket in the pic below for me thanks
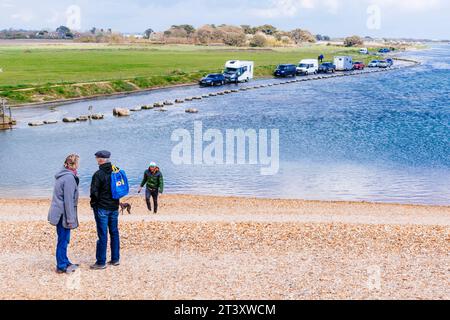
[138,162,164,214]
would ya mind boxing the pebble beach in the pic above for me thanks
[0,195,448,300]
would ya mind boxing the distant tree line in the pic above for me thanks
[0,26,76,40]
[145,24,332,47]
[2,24,370,48]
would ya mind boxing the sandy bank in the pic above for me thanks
[0,195,448,300]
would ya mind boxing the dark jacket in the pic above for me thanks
[48,168,79,229]
[90,162,120,211]
[140,168,164,193]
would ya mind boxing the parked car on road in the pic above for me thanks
[274,64,297,77]
[386,58,394,67]
[296,59,319,75]
[318,62,336,73]
[368,60,380,68]
[223,60,254,83]
[378,48,390,53]
[353,61,366,70]
[359,48,369,54]
[378,60,390,68]
[199,73,226,86]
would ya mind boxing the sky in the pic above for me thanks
[1,0,449,39]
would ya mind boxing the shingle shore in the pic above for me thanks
[0,195,448,300]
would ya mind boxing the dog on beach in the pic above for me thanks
[119,202,132,215]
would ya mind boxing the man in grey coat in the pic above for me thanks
[48,154,80,273]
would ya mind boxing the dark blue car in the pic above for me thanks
[318,62,336,73]
[199,74,226,86]
[274,64,297,78]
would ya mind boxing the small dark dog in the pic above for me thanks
[119,202,132,215]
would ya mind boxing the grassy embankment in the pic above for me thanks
[0,43,378,105]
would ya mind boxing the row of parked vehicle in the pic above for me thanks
[274,54,396,77]
[368,58,394,68]
[199,60,254,86]
[359,47,392,55]
[199,54,394,86]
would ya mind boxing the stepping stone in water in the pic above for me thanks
[185,108,199,114]
[28,121,44,127]
[91,114,104,120]
[113,108,130,116]
[62,117,77,123]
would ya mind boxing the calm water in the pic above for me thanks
[0,45,449,205]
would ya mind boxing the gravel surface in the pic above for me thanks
[0,195,448,300]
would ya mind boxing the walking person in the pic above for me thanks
[138,162,164,214]
[48,154,80,274]
[90,150,120,270]
[318,54,324,63]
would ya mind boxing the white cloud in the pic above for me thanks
[252,0,325,18]
[370,0,441,11]
[252,0,442,18]
[0,0,14,8]
[252,0,344,18]
[11,11,34,22]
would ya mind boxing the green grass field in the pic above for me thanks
[0,43,377,105]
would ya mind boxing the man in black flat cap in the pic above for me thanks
[90,150,120,270]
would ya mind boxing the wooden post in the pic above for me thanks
[1,99,5,126]
[0,98,14,129]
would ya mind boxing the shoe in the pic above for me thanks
[90,263,107,270]
[66,264,79,272]
[56,268,67,274]
[108,260,120,266]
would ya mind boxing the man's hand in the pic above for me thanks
[138,187,142,194]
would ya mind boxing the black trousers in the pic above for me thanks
[145,188,159,213]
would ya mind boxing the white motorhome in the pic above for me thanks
[223,60,254,83]
[334,56,353,71]
[296,59,318,75]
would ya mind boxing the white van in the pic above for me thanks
[224,60,254,83]
[296,59,318,75]
[334,56,353,71]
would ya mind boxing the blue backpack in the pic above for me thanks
[111,165,129,200]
